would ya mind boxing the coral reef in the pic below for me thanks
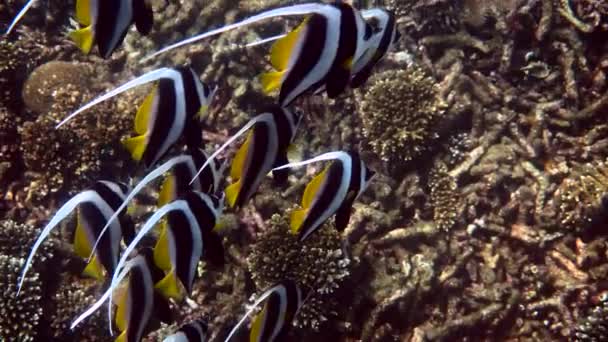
[574,293,608,341]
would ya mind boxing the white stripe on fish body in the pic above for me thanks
[177,199,203,290]
[282,5,341,106]
[121,253,155,341]
[302,152,352,241]
[105,0,134,58]
[198,191,224,223]
[190,68,215,108]
[89,0,101,31]
[267,285,289,342]
[353,9,389,75]
[78,197,122,271]
[351,6,369,71]
[163,332,189,342]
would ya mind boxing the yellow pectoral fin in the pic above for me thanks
[115,331,127,342]
[249,306,268,342]
[69,26,94,54]
[158,175,176,207]
[230,130,253,180]
[154,269,184,301]
[259,71,284,94]
[225,180,242,208]
[213,217,226,232]
[290,208,307,234]
[286,143,302,163]
[196,104,209,120]
[115,281,130,332]
[75,0,92,26]
[153,226,172,271]
[73,211,92,258]
[82,254,105,281]
[121,134,147,162]
[270,16,309,70]
[135,85,157,135]
[342,56,354,70]
[302,165,330,209]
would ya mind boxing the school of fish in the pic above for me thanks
[6,0,399,341]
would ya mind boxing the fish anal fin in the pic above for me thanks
[230,130,253,180]
[249,306,268,342]
[115,331,127,342]
[153,225,172,271]
[69,26,94,55]
[270,17,308,70]
[135,85,157,135]
[302,165,329,209]
[121,134,147,161]
[290,208,307,234]
[73,211,92,258]
[259,71,284,94]
[335,200,354,232]
[82,254,105,281]
[115,281,129,332]
[133,0,154,35]
[75,0,92,26]
[158,174,176,207]
[225,180,242,208]
[154,269,184,301]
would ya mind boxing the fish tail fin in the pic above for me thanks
[121,134,147,162]
[155,269,184,301]
[290,209,307,234]
[225,180,242,208]
[259,71,284,94]
[69,25,95,54]
[82,254,105,281]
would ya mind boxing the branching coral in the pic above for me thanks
[247,214,351,330]
[428,161,462,231]
[358,67,446,177]
[574,293,608,341]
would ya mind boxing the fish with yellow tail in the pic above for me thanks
[17,180,134,295]
[107,190,224,316]
[56,66,217,168]
[191,106,303,209]
[224,279,304,342]
[86,151,223,266]
[163,319,209,342]
[142,2,369,107]
[69,0,153,58]
[272,151,375,241]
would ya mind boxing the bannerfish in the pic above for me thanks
[56,66,217,168]
[17,180,133,295]
[191,106,303,208]
[109,191,224,307]
[349,8,400,88]
[163,319,208,342]
[272,151,375,241]
[3,0,37,35]
[224,280,304,342]
[70,0,154,58]
[87,152,223,265]
[142,2,369,106]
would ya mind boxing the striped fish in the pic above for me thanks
[272,151,375,241]
[191,106,303,209]
[163,319,208,342]
[17,180,133,295]
[110,191,225,304]
[56,66,216,168]
[224,280,303,342]
[70,0,154,58]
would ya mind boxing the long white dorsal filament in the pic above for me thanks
[223,283,283,342]
[244,33,286,48]
[4,0,36,35]
[107,200,192,333]
[189,114,271,185]
[142,3,326,61]
[87,155,194,263]
[271,151,347,171]
[17,190,100,296]
[56,68,178,128]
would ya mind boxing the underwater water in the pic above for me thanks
[2,0,608,341]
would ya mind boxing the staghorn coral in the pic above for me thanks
[389,0,463,37]
[0,254,42,341]
[247,213,351,330]
[428,161,462,231]
[574,293,608,341]
[0,106,20,187]
[359,67,446,177]
[549,159,608,233]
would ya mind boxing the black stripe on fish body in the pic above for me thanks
[132,0,154,35]
[140,247,166,284]
[333,152,360,231]
[260,290,283,342]
[235,123,273,207]
[166,209,199,293]
[347,151,363,196]
[127,261,153,342]
[279,14,328,107]
[79,202,117,274]
[153,290,173,324]
[92,181,124,212]
[185,193,224,266]
[95,0,130,58]
[283,280,301,327]
[324,3,358,99]
[173,158,199,196]
[298,161,345,240]
[182,322,206,341]
[351,11,396,89]
[268,106,294,186]
[178,67,205,150]
[142,77,179,168]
